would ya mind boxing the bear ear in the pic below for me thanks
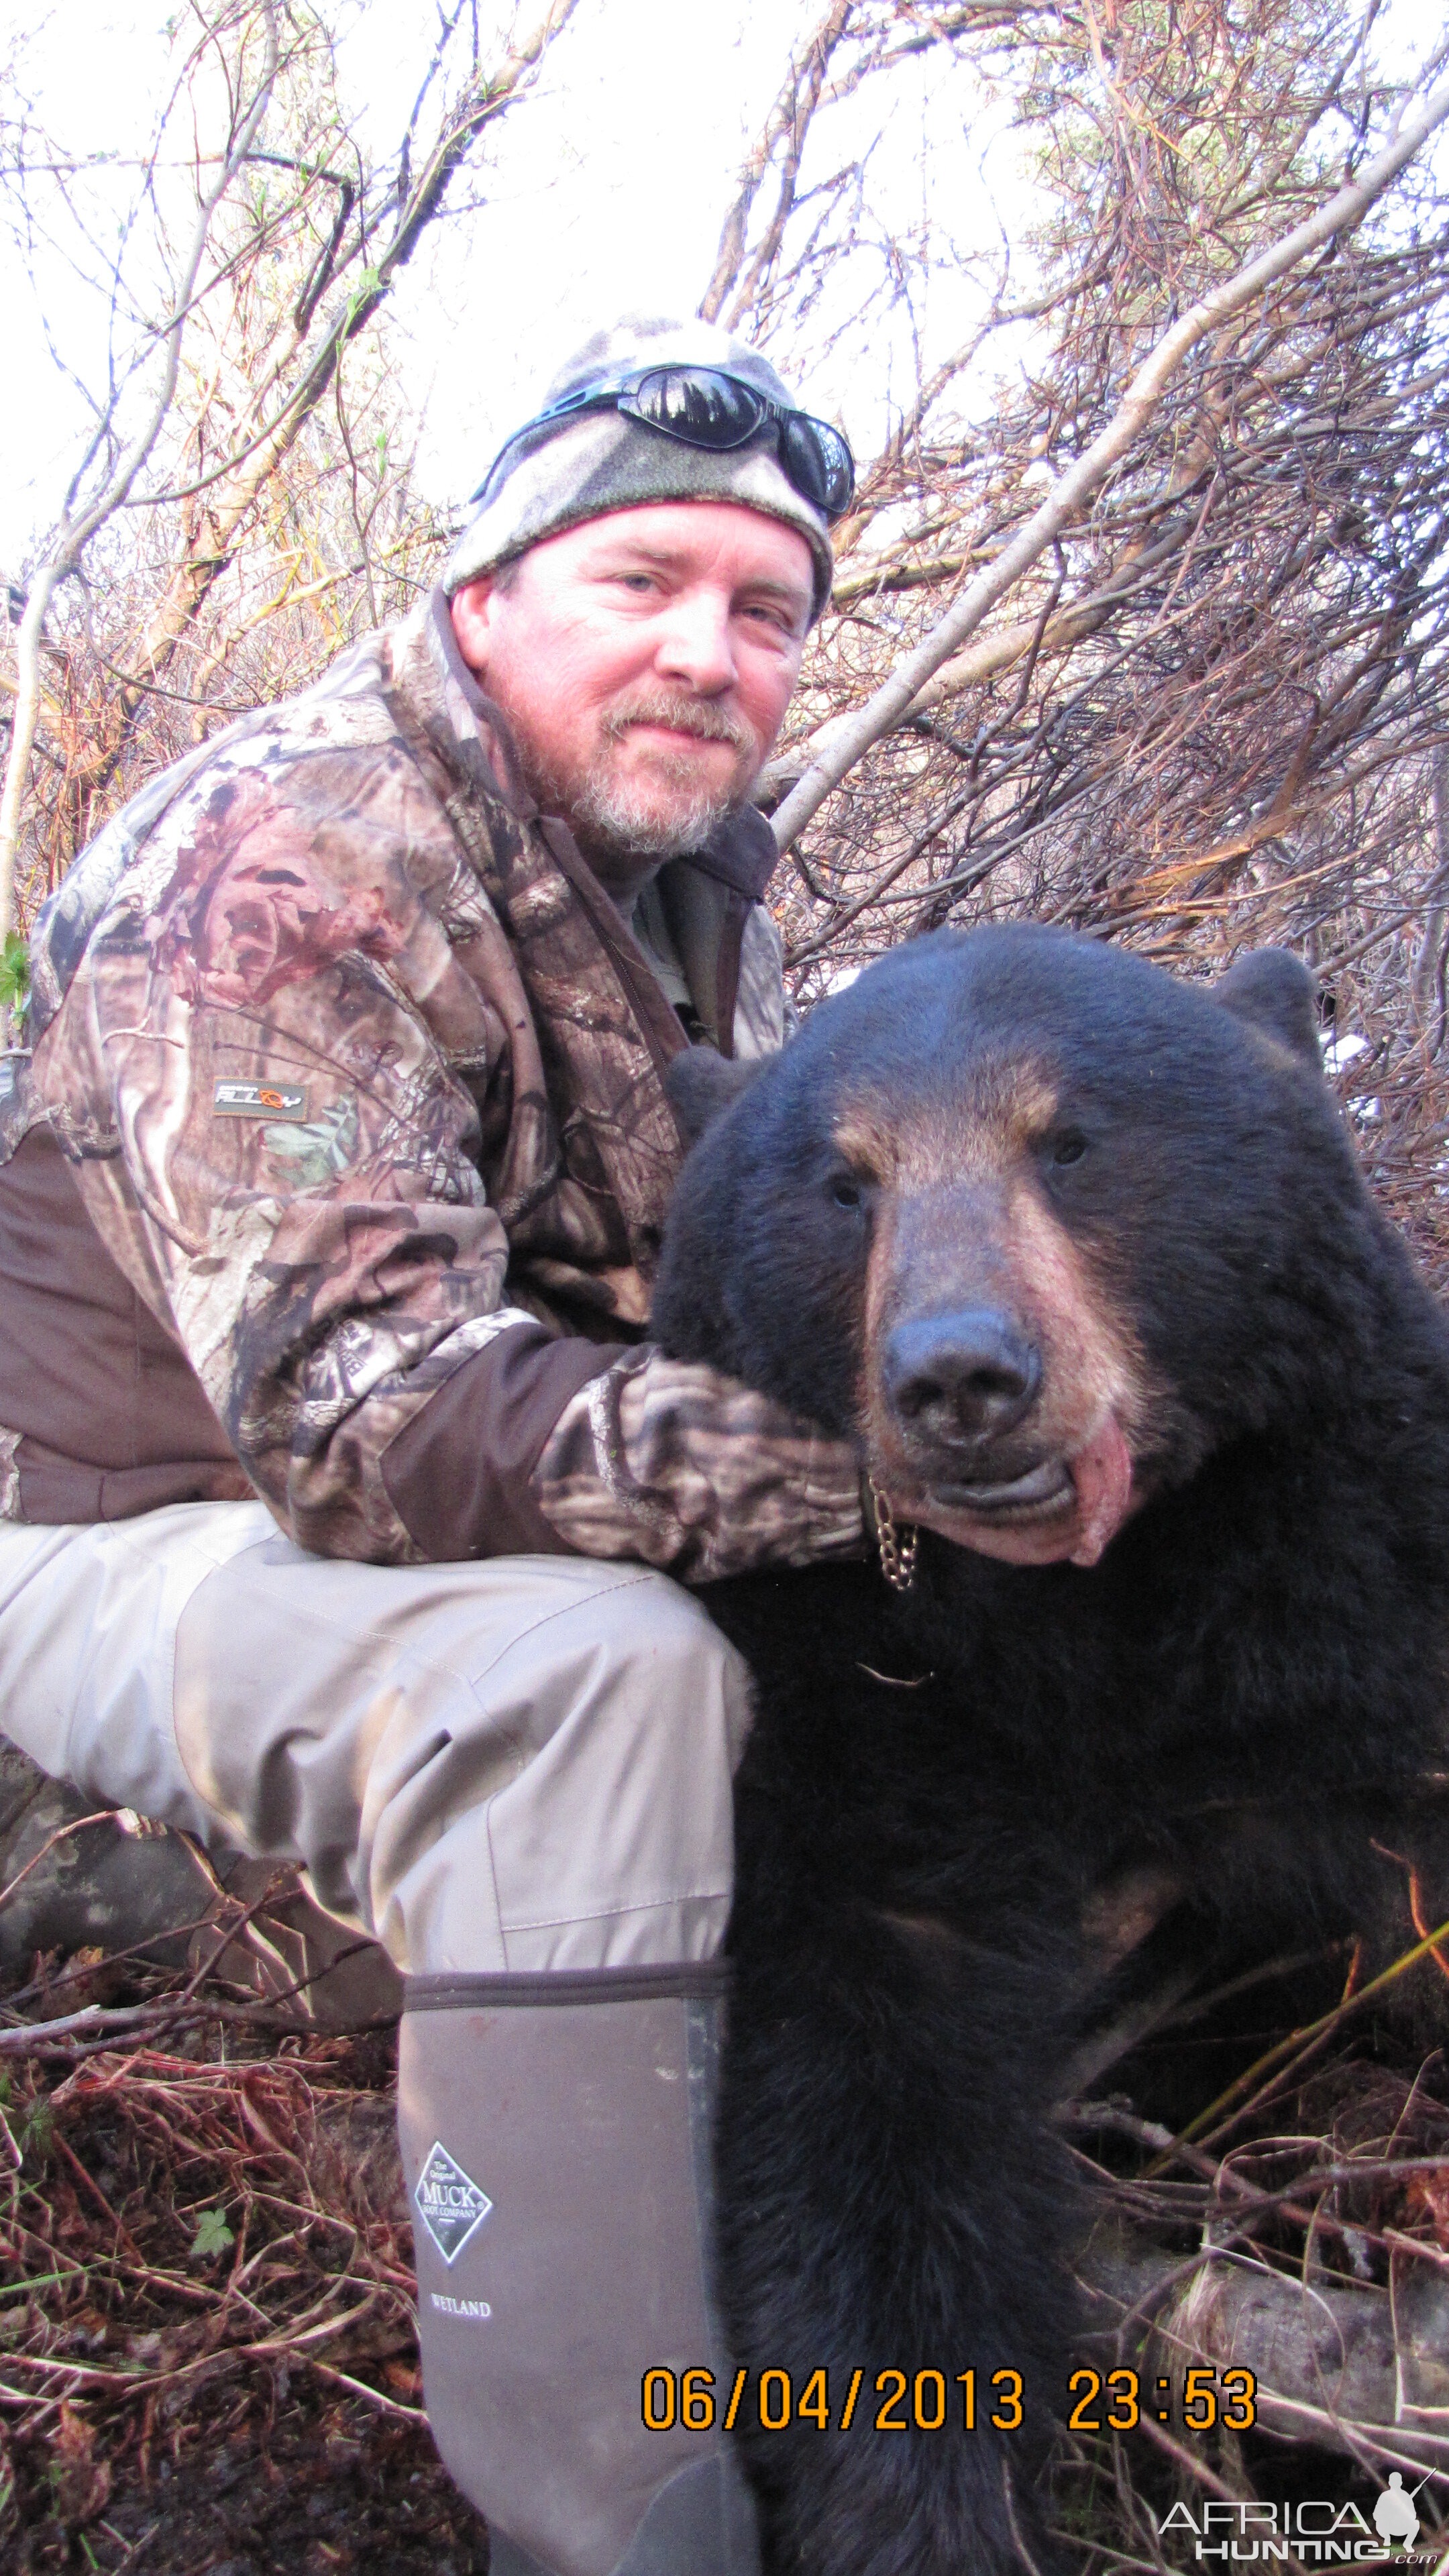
[667,1046,767,1144]
[1212,950,1322,1071]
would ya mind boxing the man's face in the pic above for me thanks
[449,502,813,891]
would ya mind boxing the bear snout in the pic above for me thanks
[881,1306,1042,1444]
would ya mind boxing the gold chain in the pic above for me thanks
[868,1476,918,1594]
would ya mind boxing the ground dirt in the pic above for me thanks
[0,1947,492,2575]
[6,2385,489,2573]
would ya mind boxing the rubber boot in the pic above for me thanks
[397,1963,760,2576]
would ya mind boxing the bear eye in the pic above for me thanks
[1051,1131,1088,1168]
[830,1173,864,1210]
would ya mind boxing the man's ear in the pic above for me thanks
[667,1046,767,1144]
[448,576,504,678]
[1213,949,1322,1071]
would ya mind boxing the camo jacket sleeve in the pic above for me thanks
[21,635,865,1576]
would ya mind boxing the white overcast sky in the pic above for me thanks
[0,0,1027,574]
[0,0,1442,577]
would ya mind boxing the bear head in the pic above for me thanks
[654,924,1395,1569]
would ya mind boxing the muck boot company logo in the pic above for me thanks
[413,2141,492,2265]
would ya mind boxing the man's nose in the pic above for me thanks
[652,588,738,695]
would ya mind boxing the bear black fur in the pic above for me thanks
[651,924,1449,2576]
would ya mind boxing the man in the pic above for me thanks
[0,317,866,2576]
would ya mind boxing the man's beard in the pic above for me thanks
[527,692,755,861]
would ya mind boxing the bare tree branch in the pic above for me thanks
[770,67,1449,855]
[0,4,279,940]
[0,0,584,939]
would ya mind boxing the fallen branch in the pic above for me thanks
[1083,2237,1449,2473]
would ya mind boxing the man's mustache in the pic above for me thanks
[602,694,751,754]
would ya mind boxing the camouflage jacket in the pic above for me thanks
[0,589,864,1576]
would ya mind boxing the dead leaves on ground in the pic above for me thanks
[0,2023,468,2569]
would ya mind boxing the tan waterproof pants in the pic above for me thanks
[0,1501,754,1974]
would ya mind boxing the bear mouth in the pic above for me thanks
[928,1458,1075,1517]
[905,1413,1136,1570]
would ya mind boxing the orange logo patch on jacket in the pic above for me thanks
[213,1080,307,1121]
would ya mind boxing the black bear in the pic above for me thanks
[651,923,1449,2576]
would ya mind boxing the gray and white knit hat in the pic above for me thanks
[443,315,836,623]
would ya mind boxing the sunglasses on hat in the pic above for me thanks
[472,366,856,523]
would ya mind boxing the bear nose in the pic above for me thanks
[883,1309,1042,1440]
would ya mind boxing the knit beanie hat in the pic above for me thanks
[443,315,836,623]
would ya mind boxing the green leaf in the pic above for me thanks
[190,2206,235,2261]
[0,933,29,1015]
[344,265,383,333]
[19,2102,52,2161]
